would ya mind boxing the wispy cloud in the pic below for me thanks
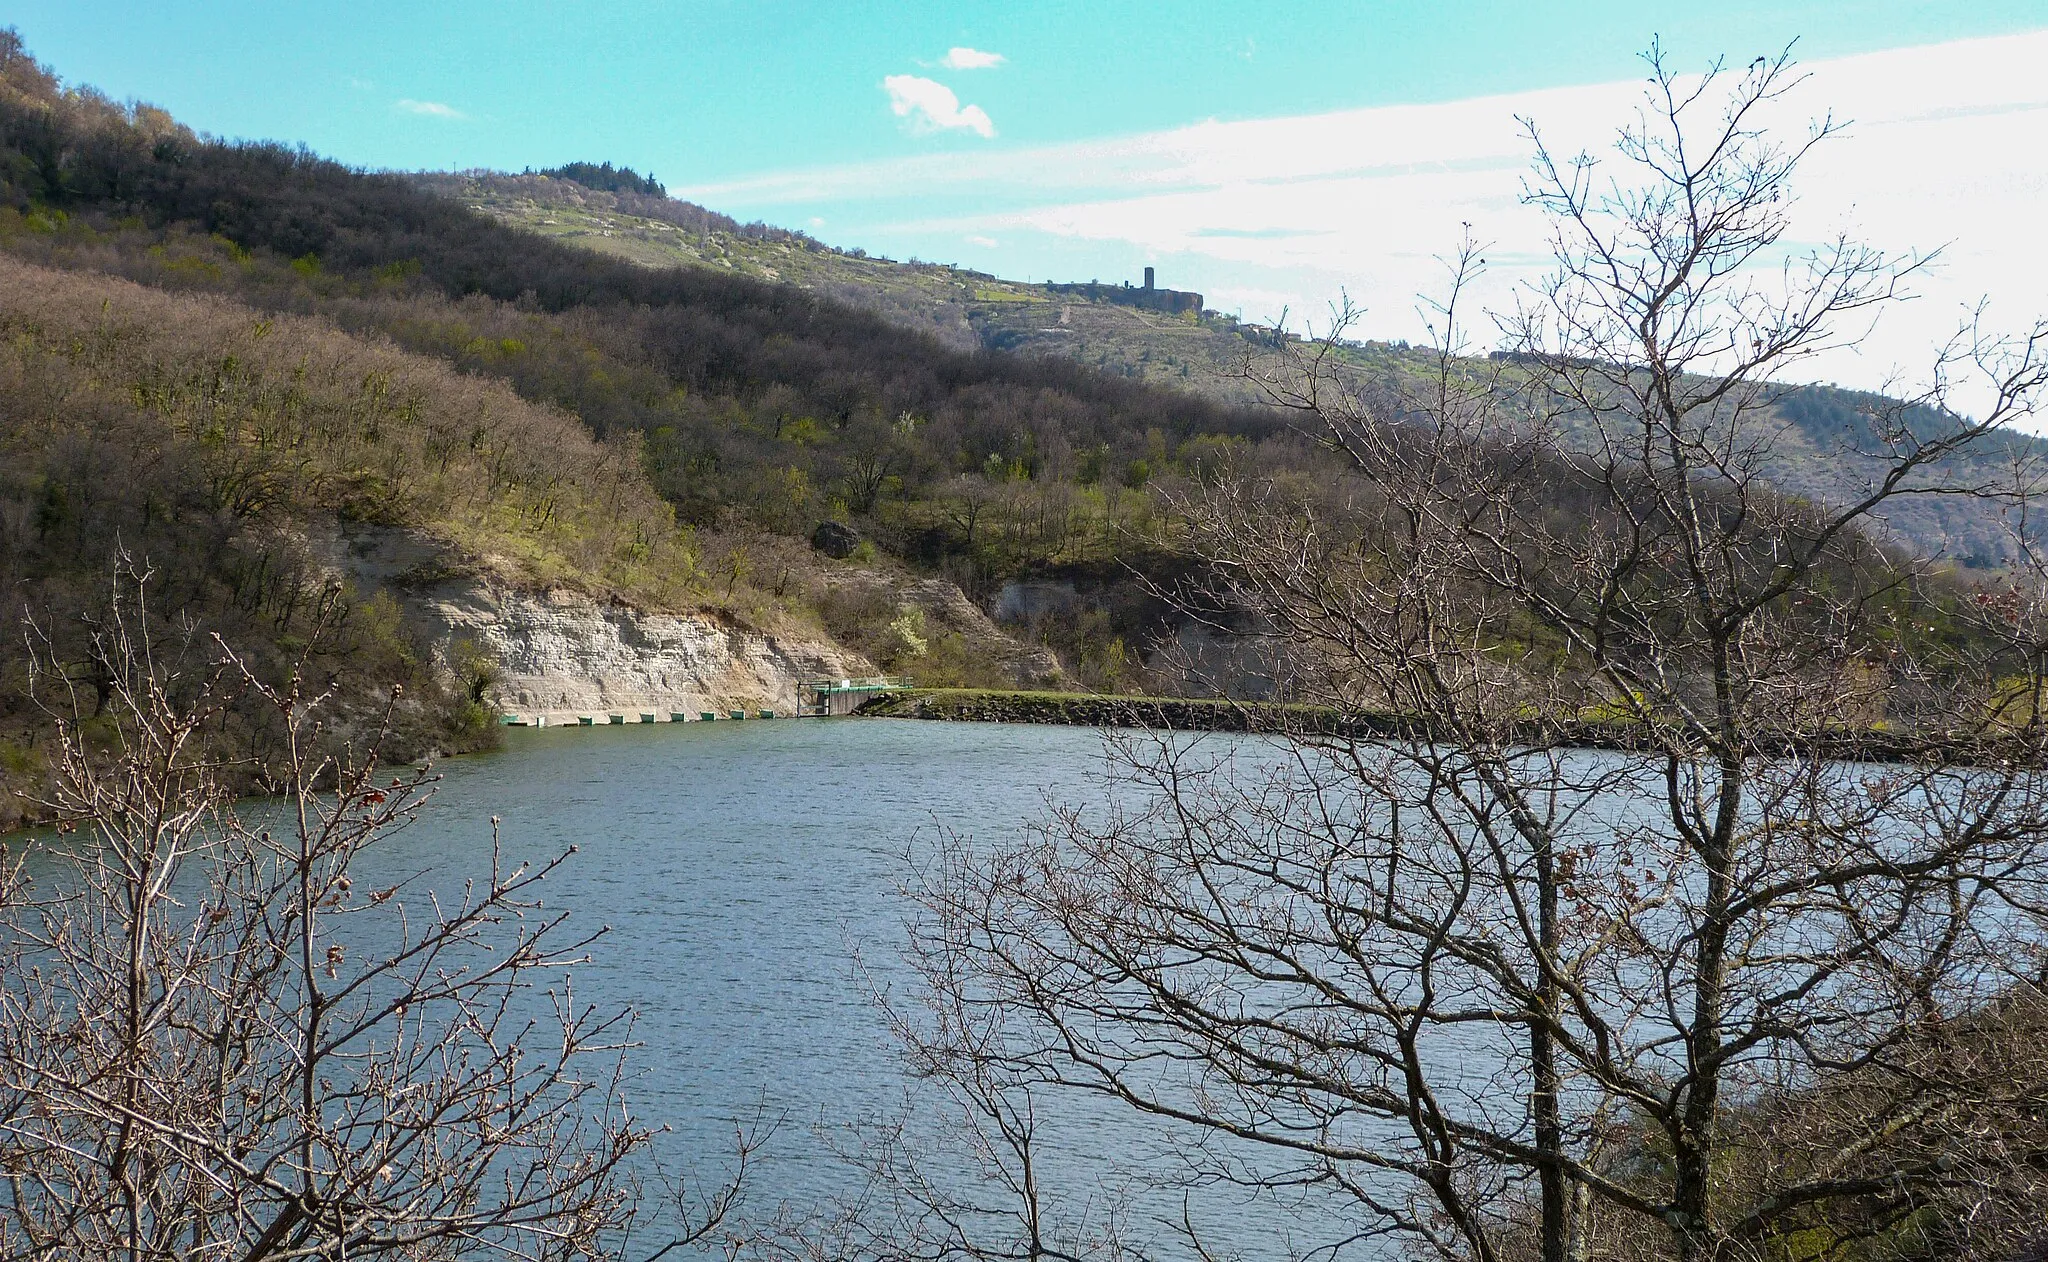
[965,234,998,247]
[939,47,1005,70]
[394,98,466,120]
[882,75,995,139]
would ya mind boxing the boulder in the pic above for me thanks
[811,520,861,559]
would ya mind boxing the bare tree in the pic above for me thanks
[0,565,742,1260]
[891,46,2048,1262]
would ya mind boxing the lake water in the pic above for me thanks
[385,717,1320,1257]
[408,716,1089,1119]
[23,713,2025,1258]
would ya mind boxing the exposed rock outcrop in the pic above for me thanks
[405,581,866,723]
[810,519,861,559]
[819,571,1066,689]
[316,527,869,724]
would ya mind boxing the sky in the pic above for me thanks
[15,1,2048,402]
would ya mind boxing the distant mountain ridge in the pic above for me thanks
[415,167,2048,571]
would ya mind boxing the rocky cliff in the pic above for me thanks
[318,527,870,725]
[406,580,865,723]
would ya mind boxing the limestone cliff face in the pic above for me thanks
[317,528,869,723]
[405,582,867,722]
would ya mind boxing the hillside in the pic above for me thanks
[411,169,1319,403]
[0,25,1343,708]
[421,169,2048,571]
[0,252,688,822]
[0,25,2035,829]
[0,27,1326,821]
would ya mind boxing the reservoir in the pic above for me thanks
[34,710,1977,1258]
[387,717,1308,1254]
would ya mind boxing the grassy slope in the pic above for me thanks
[413,172,1326,404]
[429,172,2047,571]
[0,253,692,602]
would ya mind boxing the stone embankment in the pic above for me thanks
[855,689,1292,729]
[855,689,2000,765]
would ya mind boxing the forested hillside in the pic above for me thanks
[0,28,1335,701]
[0,251,698,822]
[425,167,2048,571]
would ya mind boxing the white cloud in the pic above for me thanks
[692,31,2048,410]
[965,234,998,247]
[394,98,466,120]
[883,75,996,139]
[939,47,1005,70]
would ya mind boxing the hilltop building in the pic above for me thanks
[1047,267,1203,316]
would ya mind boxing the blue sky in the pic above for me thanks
[14,2,2045,186]
[14,2,2048,399]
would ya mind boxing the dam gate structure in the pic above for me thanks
[798,676,913,717]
